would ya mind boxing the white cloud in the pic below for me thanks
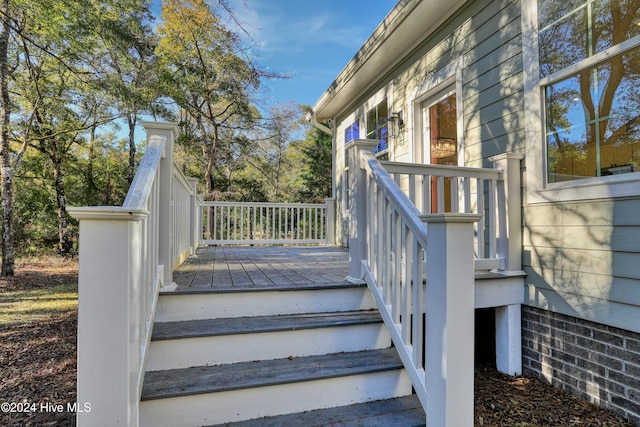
[227,1,372,57]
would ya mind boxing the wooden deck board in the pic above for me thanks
[151,311,383,341]
[141,348,402,400]
[173,246,350,291]
[207,395,426,427]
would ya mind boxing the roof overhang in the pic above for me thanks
[311,0,467,121]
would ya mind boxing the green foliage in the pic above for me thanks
[295,127,333,203]
[1,0,334,258]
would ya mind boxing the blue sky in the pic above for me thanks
[225,0,397,108]
[149,0,396,108]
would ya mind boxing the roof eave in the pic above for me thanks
[311,0,466,121]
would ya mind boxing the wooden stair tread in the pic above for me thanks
[152,310,382,341]
[206,395,426,427]
[166,281,367,295]
[141,348,403,401]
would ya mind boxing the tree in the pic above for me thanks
[0,0,20,275]
[1,0,155,260]
[157,0,277,198]
[295,116,333,203]
[91,0,162,184]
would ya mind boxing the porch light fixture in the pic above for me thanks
[389,110,404,137]
[431,137,457,159]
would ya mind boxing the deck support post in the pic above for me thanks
[346,140,379,283]
[424,213,481,427]
[489,153,524,376]
[495,304,522,375]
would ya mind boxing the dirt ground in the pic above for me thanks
[0,258,634,426]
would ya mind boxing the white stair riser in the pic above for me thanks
[155,288,376,322]
[146,324,391,371]
[140,369,412,427]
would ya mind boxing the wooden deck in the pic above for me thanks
[173,246,350,291]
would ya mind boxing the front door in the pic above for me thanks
[422,89,458,212]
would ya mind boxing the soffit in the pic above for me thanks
[312,0,466,121]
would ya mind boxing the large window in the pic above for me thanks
[539,0,640,183]
[366,99,388,154]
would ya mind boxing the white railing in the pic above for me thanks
[383,161,505,271]
[202,200,335,245]
[346,140,523,427]
[69,122,200,426]
[172,165,199,268]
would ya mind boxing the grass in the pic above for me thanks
[0,283,78,326]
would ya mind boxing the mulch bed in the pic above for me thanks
[0,258,635,426]
[475,365,633,426]
[0,312,77,427]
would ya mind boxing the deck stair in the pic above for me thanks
[139,281,425,426]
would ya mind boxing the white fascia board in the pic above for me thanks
[312,0,466,121]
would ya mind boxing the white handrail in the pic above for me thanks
[352,146,480,427]
[202,200,332,245]
[362,151,429,403]
[69,122,200,426]
[346,140,522,426]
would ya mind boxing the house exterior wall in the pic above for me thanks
[333,0,526,245]
[323,0,640,422]
[522,198,640,334]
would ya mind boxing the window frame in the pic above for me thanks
[344,120,360,144]
[365,99,389,155]
[522,1,640,204]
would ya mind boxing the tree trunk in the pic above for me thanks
[85,125,98,204]
[0,0,14,275]
[127,112,137,184]
[51,147,73,255]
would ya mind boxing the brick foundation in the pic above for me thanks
[522,306,640,425]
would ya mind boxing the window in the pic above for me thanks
[366,99,388,153]
[539,0,640,183]
[344,121,360,143]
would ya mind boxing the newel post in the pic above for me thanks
[67,208,147,427]
[346,140,378,283]
[325,197,336,246]
[141,122,178,289]
[489,153,524,274]
[424,213,481,427]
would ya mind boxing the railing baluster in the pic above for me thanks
[451,176,459,212]
[463,177,471,213]
[437,176,445,213]
[476,178,485,259]
[487,178,497,260]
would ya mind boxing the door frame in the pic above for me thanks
[409,57,464,166]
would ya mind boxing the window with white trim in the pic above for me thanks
[539,0,640,183]
[366,99,389,155]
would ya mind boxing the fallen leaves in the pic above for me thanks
[475,365,633,426]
